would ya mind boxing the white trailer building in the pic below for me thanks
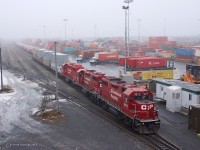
[154,79,200,111]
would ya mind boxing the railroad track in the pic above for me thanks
[142,134,182,150]
[2,45,183,150]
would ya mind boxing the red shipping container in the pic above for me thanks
[98,52,118,61]
[131,51,144,56]
[74,50,82,56]
[149,36,168,42]
[164,41,176,46]
[119,56,144,66]
[127,57,167,69]
[82,50,100,58]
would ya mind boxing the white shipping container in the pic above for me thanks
[43,51,54,61]
[51,53,69,65]
[43,59,51,67]
[36,49,49,57]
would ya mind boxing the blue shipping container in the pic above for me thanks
[175,48,194,56]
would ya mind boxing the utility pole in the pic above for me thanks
[163,18,166,36]
[63,18,68,41]
[122,6,129,74]
[124,0,133,57]
[54,42,59,112]
[137,19,141,50]
[94,25,97,41]
[0,47,3,90]
[43,25,46,40]
[198,19,200,44]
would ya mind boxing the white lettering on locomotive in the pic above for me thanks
[141,104,153,110]
[84,77,90,84]
[124,103,128,108]
[141,105,147,110]
[85,77,90,82]
[67,69,72,74]
[111,94,118,101]
[110,89,121,97]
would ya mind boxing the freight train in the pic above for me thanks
[60,63,160,134]
[18,44,160,134]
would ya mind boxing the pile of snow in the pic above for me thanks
[0,70,44,134]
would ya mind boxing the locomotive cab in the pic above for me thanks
[123,88,160,134]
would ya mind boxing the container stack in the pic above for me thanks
[175,48,195,61]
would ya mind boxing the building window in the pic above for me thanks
[189,94,192,101]
[161,87,163,91]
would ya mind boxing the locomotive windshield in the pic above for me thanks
[134,92,148,100]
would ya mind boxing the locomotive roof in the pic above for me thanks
[135,100,153,104]
[123,87,148,95]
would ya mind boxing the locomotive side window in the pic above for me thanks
[149,95,153,101]
[129,96,133,102]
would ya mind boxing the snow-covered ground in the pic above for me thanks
[0,70,46,134]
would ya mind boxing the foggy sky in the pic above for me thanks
[0,0,200,40]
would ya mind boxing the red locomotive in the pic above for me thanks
[61,63,160,134]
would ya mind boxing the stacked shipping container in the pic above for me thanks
[119,56,167,69]
[175,48,195,60]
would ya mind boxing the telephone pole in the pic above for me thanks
[0,47,3,90]
[63,18,68,41]
[54,42,59,112]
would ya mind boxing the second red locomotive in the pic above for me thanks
[61,63,160,134]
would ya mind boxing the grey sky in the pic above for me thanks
[0,0,200,40]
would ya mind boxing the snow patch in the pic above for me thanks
[32,108,41,115]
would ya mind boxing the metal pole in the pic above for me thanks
[138,19,141,50]
[198,19,200,44]
[64,18,68,41]
[164,18,166,36]
[124,0,134,56]
[0,48,3,90]
[123,6,129,73]
[94,25,97,40]
[127,3,130,57]
[125,8,128,73]
[54,42,59,112]
[43,25,46,40]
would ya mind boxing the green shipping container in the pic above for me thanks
[162,45,176,51]
[64,47,75,53]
